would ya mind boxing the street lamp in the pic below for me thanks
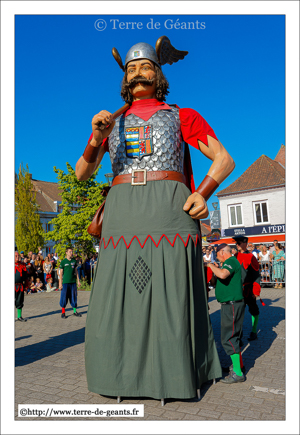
[104,173,114,187]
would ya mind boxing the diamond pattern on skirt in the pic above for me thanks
[129,256,152,294]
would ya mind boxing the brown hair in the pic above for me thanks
[120,65,169,104]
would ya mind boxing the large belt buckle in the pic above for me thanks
[131,169,147,186]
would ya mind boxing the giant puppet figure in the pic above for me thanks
[76,37,235,403]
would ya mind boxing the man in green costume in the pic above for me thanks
[59,247,82,319]
[76,37,235,403]
[208,243,245,383]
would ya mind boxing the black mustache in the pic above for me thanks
[126,76,155,89]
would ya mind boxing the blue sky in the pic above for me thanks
[15,14,285,212]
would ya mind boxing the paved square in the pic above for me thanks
[15,287,285,421]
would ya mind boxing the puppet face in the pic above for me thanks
[126,59,156,100]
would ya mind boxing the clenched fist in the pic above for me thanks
[91,110,116,146]
[183,192,209,220]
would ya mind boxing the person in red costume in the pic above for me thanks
[232,236,262,341]
[15,250,28,322]
[76,37,235,404]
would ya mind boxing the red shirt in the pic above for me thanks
[88,98,218,153]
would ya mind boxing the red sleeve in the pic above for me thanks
[179,108,218,149]
[252,282,261,297]
[88,132,108,153]
[206,266,213,284]
[251,255,260,272]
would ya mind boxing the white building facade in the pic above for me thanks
[215,146,285,245]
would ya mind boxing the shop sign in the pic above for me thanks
[223,224,285,237]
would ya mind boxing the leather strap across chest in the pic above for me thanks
[111,170,186,187]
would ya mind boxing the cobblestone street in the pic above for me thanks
[14,286,286,424]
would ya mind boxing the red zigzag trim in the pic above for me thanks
[101,233,200,249]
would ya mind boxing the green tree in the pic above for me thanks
[15,163,45,253]
[45,162,106,260]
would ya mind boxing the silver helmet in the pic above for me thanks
[112,36,188,72]
[124,42,160,69]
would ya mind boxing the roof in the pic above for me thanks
[31,179,62,213]
[274,144,285,167]
[35,192,56,213]
[32,179,62,201]
[200,222,211,235]
[217,153,285,197]
[201,219,210,226]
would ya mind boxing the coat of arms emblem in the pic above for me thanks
[125,125,153,158]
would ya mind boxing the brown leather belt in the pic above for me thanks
[111,170,186,187]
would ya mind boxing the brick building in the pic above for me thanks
[213,144,285,245]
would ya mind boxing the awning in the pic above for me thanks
[209,234,285,245]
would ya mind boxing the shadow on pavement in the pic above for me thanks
[15,327,85,367]
[15,335,32,341]
[26,305,89,320]
[209,297,285,373]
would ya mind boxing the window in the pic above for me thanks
[253,201,269,224]
[228,204,243,227]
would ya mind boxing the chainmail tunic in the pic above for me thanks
[108,107,185,177]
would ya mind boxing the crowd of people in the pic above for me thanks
[15,248,99,295]
[16,240,285,297]
[202,239,286,288]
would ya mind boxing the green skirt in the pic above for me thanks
[85,180,222,399]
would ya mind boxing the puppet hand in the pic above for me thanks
[91,110,115,144]
[183,192,208,219]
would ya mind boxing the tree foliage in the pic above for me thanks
[45,163,106,260]
[15,163,45,253]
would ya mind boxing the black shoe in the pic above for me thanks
[17,317,27,322]
[73,312,82,317]
[248,332,258,341]
[222,364,246,374]
[61,313,66,318]
[220,371,245,384]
